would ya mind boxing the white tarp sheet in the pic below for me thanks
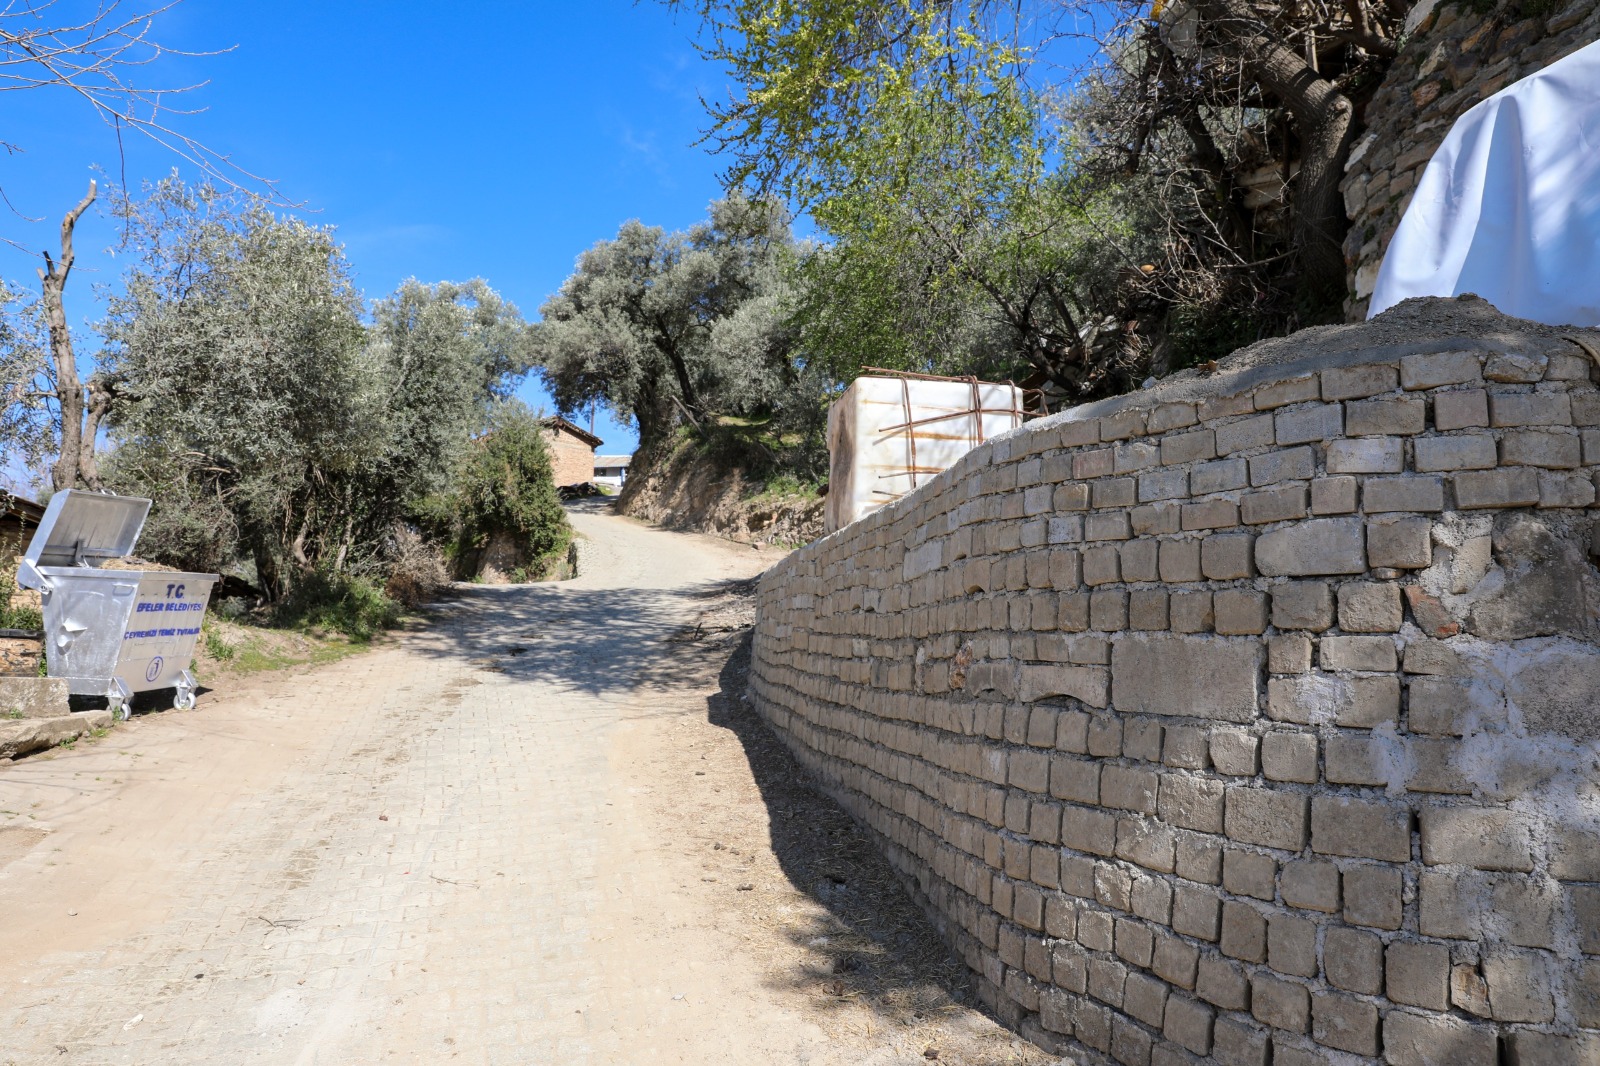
[826,375,1023,533]
[1368,39,1600,326]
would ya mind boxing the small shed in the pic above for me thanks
[541,417,604,488]
[593,455,631,488]
[0,493,45,553]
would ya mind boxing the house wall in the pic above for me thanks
[543,429,596,487]
[750,307,1600,1064]
[1342,0,1600,318]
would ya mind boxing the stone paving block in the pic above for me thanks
[1326,437,1403,473]
[1195,955,1249,1011]
[1367,515,1433,568]
[1210,731,1259,777]
[1433,388,1489,429]
[1490,392,1571,427]
[1266,912,1317,978]
[1453,467,1542,508]
[1275,406,1342,446]
[1270,582,1334,631]
[1501,428,1583,468]
[1485,952,1555,1022]
[1323,364,1398,400]
[1420,807,1534,871]
[1362,474,1445,512]
[1344,865,1404,930]
[1248,446,1317,485]
[1414,434,1497,470]
[1505,1031,1600,1066]
[1249,973,1309,1032]
[1310,475,1358,514]
[1311,991,1379,1056]
[1346,393,1427,436]
[1401,351,1481,390]
[1260,733,1317,783]
[1279,860,1339,914]
[1209,1015,1269,1066]
[1201,533,1255,580]
[1267,634,1312,673]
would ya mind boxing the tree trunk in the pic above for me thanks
[77,374,113,491]
[1195,0,1355,303]
[41,181,98,492]
[658,333,703,431]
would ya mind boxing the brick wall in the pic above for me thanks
[544,428,596,487]
[1342,0,1600,318]
[750,305,1600,1064]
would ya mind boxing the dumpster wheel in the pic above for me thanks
[107,678,133,722]
[173,670,198,711]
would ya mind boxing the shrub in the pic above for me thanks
[0,561,41,632]
[452,401,571,578]
[273,570,399,642]
[384,527,450,608]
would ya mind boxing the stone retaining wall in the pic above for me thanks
[1342,0,1600,318]
[750,304,1600,1065]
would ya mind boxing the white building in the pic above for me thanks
[593,455,631,489]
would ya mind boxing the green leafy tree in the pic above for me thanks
[98,176,532,599]
[531,193,800,447]
[674,0,1406,371]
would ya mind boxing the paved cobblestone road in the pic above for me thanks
[0,503,850,1065]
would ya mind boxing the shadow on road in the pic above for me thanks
[400,577,758,699]
[701,631,995,1030]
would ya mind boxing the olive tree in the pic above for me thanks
[532,193,800,447]
[99,177,533,598]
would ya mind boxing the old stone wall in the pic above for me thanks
[1342,0,1600,318]
[750,303,1600,1065]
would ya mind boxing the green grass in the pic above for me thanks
[224,633,364,676]
[271,571,400,643]
[204,627,236,661]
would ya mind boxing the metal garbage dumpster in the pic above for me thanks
[15,490,218,718]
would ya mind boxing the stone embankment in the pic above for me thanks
[749,300,1600,1065]
[618,437,824,548]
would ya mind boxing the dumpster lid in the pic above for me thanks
[21,490,151,579]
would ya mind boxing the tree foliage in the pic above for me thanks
[532,193,803,448]
[674,0,1405,387]
[97,176,537,599]
[447,401,571,577]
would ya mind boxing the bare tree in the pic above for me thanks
[0,1,272,198]
[39,180,104,490]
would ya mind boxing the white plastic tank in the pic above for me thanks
[826,373,1024,532]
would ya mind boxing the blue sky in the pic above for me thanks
[3,0,738,474]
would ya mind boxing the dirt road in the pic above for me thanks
[0,501,1052,1066]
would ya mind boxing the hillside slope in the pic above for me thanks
[616,438,824,549]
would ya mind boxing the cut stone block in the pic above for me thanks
[1111,636,1261,723]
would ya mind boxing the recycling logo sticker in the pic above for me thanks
[146,656,164,683]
